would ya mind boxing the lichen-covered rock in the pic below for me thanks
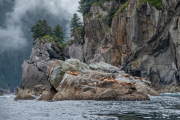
[47,58,91,88]
[47,60,65,88]
[31,85,46,96]
[50,61,157,101]
[53,72,150,101]
[14,88,35,101]
[63,59,91,73]
[89,61,121,73]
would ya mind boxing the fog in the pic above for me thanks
[0,0,82,53]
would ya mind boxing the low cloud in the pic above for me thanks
[0,0,82,53]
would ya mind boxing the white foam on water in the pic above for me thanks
[143,117,152,119]
[161,93,180,97]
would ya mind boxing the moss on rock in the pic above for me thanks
[139,0,163,10]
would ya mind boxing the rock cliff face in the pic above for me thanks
[20,0,180,98]
[64,1,122,65]
[19,39,158,101]
[64,0,180,92]
[21,38,64,91]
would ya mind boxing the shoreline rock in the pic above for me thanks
[14,88,36,101]
[53,72,150,101]
[40,59,158,101]
[17,57,159,101]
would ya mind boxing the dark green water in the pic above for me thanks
[0,94,180,120]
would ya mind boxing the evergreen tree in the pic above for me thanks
[30,19,52,39]
[53,24,65,43]
[70,13,82,33]
[78,0,128,16]
[78,0,97,15]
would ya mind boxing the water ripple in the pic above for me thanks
[0,94,180,120]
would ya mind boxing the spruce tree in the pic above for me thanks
[30,19,52,39]
[78,0,97,15]
[53,24,65,43]
[70,13,82,33]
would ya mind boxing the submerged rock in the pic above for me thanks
[14,88,36,101]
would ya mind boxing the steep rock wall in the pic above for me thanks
[65,0,180,92]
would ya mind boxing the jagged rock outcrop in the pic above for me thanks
[64,0,180,92]
[21,38,65,91]
[64,29,85,62]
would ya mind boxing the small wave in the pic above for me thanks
[0,94,15,98]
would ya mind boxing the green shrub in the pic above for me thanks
[61,42,68,49]
[84,12,91,18]
[112,0,130,20]
[41,35,54,43]
[95,14,103,18]
[92,0,112,6]
[71,26,85,37]
[105,28,111,37]
[139,0,163,9]
[76,26,84,35]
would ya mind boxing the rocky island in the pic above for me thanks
[15,37,158,101]
[15,0,180,101]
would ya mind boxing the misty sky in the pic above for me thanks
[0,0,82,53]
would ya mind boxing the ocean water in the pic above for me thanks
[0,94,180,120]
